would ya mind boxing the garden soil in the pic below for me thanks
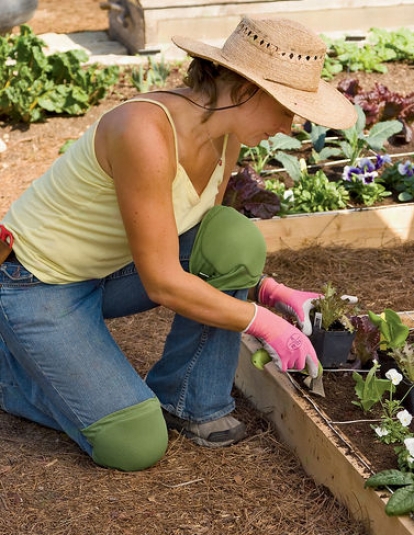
[1,1,414,534]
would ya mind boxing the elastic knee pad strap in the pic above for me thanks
[82,398,168,471]
[189,206,266,290]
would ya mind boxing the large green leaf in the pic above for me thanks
[365,469,414,488]
[386,485,414,516]
[366,120,404,151]
[368,309,409,350]
[353,367,392,412]
[269,133,302,151]
[274,152,301,181]
[310,124,328,153]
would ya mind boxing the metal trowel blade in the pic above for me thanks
[303,374,326,397]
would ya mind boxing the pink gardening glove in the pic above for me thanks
[244,304,319,377]
[257,277,321,336]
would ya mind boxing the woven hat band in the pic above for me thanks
[222,18,326,92]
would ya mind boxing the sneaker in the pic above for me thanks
[163,411,246,448]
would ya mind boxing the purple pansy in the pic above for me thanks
[375,153,391,169]
[343,154,391,185]
[342,165,360,181]
[398,160,414,177]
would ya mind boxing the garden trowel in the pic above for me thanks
[251,346,325,397]
[302,364,325,397]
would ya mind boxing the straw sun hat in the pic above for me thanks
[172,17,357,130]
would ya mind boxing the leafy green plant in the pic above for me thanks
[324,38,389,75]
[304,124,342,164]
[368,308,414,383]
[368,309,410,352]
[239,141,272,174]
[321,27,414,80]
[311,282,358,331]
[263,178,293,216]
[360,362,414,515]
[272,151,302,181]
[365,465,414,517]
[352,361,393,412]
[321,52,346,80]
[239,133,302,174]
[130,56,171,92]
[287,166,349,214]
[0,25,119,123]
[341,154,392,206]
[365,468,414,516]
[331,105,403,165]
[380,160,414,202]
[371,368,413,446]
[353,364,414,517]
[368,27,414,63]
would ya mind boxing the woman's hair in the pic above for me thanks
[183,57,257,121]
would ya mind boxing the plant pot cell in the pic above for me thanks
[310,328,356,368]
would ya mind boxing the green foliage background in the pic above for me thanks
[0,25,119,123]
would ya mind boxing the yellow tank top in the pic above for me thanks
[2,99,228,283]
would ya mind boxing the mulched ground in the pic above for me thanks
[2,1,414,534]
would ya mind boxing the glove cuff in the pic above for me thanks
[254,275,268,303]
[243,303,258,333]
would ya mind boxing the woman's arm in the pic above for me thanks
[99,102,320,376]
[102,103,255,332]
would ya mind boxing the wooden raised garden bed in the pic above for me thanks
[105,0,414,54]
[236,335,414,535]
[253,203,414,252]
[237,208,414,533]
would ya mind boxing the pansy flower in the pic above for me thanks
[404,437,414,457]
[374,426,389,437]
[385,368,403,386]
[397,409,413,427]
[398,160,414,177]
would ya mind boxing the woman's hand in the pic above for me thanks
[244,304,319,377]
[257,278,321,336]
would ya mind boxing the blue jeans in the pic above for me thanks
[0,225,247,456]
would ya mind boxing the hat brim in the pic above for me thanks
[172,35,357,130]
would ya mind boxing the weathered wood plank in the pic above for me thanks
[254,204,414,252]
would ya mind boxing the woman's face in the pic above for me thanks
[234,89,295,147]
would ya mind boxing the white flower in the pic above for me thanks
[385,368,403,386]
[404,437,414,456]
[397,410,413,427]
[374,426,389,437]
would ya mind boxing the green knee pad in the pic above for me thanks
[190,206,267,291]
[82,398,168,471]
